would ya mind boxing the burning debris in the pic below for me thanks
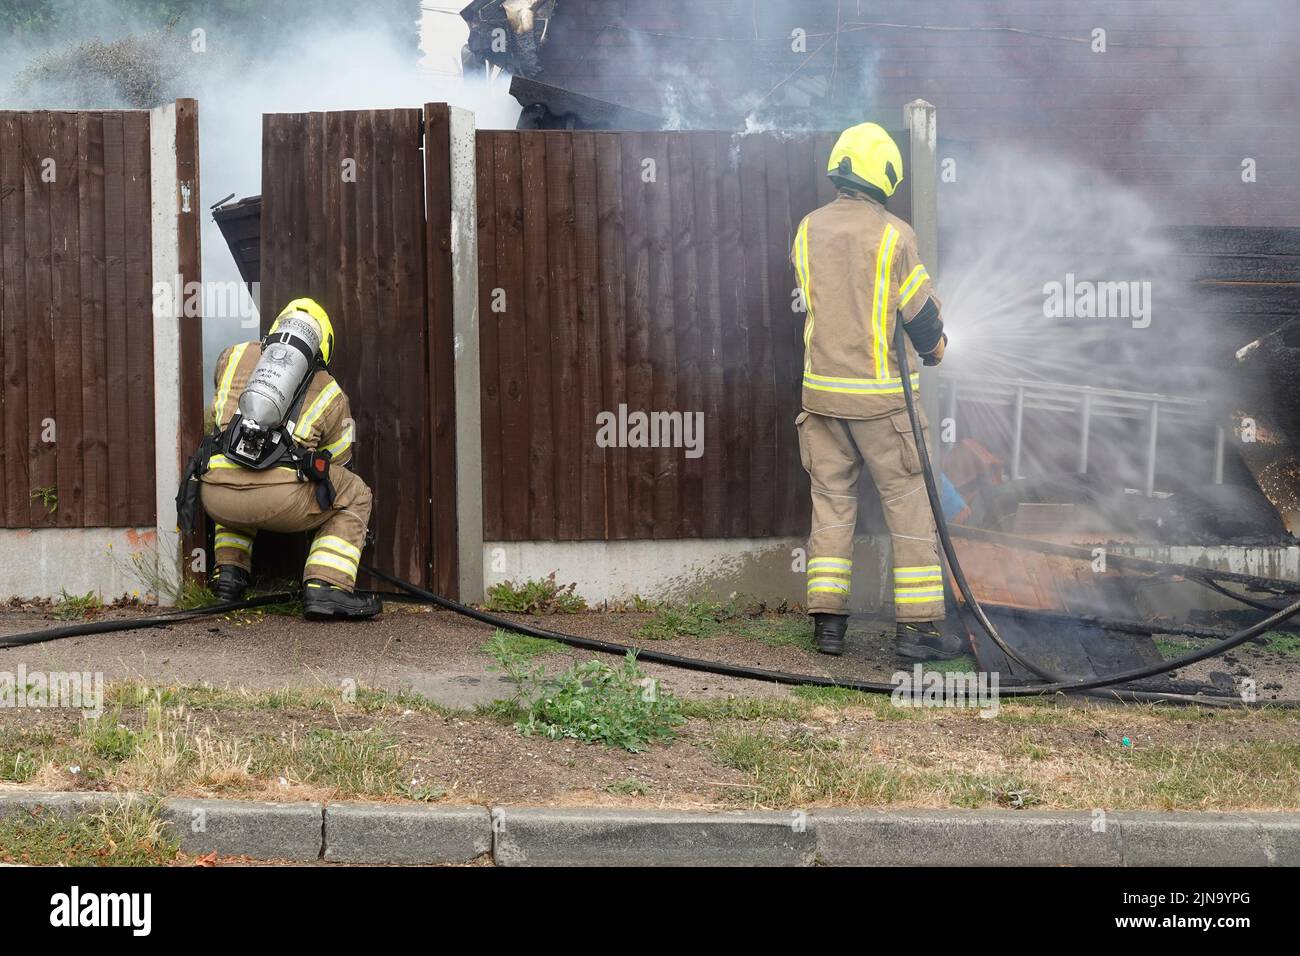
[510,75,663,130]
[461,0,558,79]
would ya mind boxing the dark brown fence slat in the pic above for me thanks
[594,133,629,540]
[783,136,819,535]
[691,133,725,539]
[174,100,205,580]
[476,132,502,541]
[122,111,154,527]
[305,112,326,311]
[492,132,531,541]
[668,133,701,538]
[544,131,581,541]
[571,131,605,542]
[744,137,777,538]
[50,112,84,527]
[22,113,56,528]
[620,132,655,539]
[419,105,454,596]
[350,110,381,581]
[101,112,130,527]
[644,132,679,540]
[717,133,751,539]
[0,114,26,527]
[765,137,799,537]
[520,133,556,541]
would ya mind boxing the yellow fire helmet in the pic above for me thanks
[271,297,335,366]
[827,122,904,199]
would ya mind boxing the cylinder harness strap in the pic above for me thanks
[176,352,338,535]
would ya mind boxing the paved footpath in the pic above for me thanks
[2,792,1297,866]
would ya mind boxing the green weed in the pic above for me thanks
[485,573,587,614]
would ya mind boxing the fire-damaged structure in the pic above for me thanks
[461,0,558,81]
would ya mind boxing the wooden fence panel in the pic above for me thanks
[476,129,912,542]
[260,109,433,588]
[0,109,156,529]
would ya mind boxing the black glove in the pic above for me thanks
[922,332,948,367]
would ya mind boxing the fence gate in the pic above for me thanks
[259,107,458,596]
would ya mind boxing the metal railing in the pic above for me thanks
[933,373,1224,496]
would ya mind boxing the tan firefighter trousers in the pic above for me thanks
[200,468,372,592]
[797,409,945,621]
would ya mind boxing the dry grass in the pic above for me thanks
[1,680,1298,811]
[0,797,179,866]
[711,695,1300,811]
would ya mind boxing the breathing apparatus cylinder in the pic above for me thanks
[238,314,323,431]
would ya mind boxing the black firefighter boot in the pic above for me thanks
[896,620,965,661]
[212,566,250,603]
[302,580,382,621]
[812,613,849,656]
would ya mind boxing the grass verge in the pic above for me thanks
[0,800,178,866]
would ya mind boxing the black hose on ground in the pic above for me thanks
[361,566,1300,707]
[1,568,1293,707]
[0,592,298,649]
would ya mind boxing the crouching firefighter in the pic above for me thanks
[176,298,381,621]
[791,122,961,660]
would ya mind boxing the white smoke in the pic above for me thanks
[0,4,521,390]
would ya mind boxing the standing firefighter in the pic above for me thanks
[792,123,960,659]
[177,298,380,621]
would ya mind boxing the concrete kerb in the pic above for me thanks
[490,807,818,867]
[1,793,1298,865]
[323,803,491,864]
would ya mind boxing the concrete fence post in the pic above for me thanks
[147,99,203,606]
[447,106,484,603]
[149,102,184,605]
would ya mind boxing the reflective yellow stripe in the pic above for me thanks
[809,585,851,595]
[896,589,945,603]
[215,524,254,538]
[803,371,920,395]
[808,577,850,591]
[206,454,243,470]
[320,421,354,460]
[894,565,942,579]
[872,224,899,379]
[898,264,929,309]
[214,533,253,554]
[794,219,815,374]
[293,381,341,441]
[304,550,358,580]
[808,557,852,570]
[212,342,251,424]
[310,534,361,563]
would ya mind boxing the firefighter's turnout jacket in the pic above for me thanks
[791,191,947,620]
[199,341,371,592]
